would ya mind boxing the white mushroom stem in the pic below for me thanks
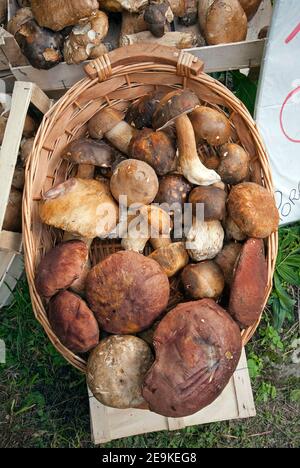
[186,218,224,261]
[105,121,136,155]
[176,114,221,186]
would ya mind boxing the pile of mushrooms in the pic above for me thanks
[5,0,266,69]
[36,86,279,417]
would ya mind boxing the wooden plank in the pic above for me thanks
[0,252,23,308]
[89,348,255,445]
[0,230,22,253]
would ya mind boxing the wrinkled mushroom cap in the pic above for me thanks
[227,182,279,238]
[142,299,242,417]
[86,251,170,334]
[153,89,200,130]
[189,106,231,146]
[87,335,154,409]
[182,260,225,299]
[110,159,159,206]
[149,242,189,277]
[49,290,99,353]
[36,240,89,298]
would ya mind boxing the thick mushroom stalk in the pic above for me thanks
[88,108,136,155]
[186,218,224,261]
[153,89,220,186]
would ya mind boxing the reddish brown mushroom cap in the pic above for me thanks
[35,240,89,299]
[229,238,268,327]
[152,89,200,130]
[143,299,242,417]
[48,290,99,353]
[86,251,170,334]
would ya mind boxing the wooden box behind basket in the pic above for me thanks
[23,45,278,373]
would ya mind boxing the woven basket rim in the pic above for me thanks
[22,45,278,373]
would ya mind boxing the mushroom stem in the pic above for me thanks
[151,237,171,250]
[176,115,221,186]
[105,120,136,155]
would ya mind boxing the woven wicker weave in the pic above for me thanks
[23,45,278,373]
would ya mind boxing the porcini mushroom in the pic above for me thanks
[142,299,242,417]
[215,242,242,285]
[88,108,136,155]
[144,1,173,38]
[125,90,167,129]
[225,215,247,241]
[86,251,170,334]
[182,260,225,299]
[35,240,89,299]
[189,106,231,146]
[40,178,119,239]
[227,182,279,238]
[20,138,35,166]
[217,143,250,185]
[87,335,153,409]
[229,238,268,327]
[239,0,263,20]
[169,0,199,26]
[154,174,192,214]
[110,159,159,206]
[48,290,99,353]
[149,242,189,277]
[12,166,25,191]
[98,0,148,13]
[198,143,220,170]
[129,128,176,176]
[189,186,226,221]
[153,89,221,186]
[186,218,224,261]
[3,188,22,233]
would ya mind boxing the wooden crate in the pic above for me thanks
[89,348,256,445]
[0,81,51,307]
[0,0,272,91]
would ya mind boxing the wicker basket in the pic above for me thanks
[23,44,278,373]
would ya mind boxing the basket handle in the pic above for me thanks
[84,44,204,81]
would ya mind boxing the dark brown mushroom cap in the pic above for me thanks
[154,174,192,212]
[110,159,159,206]
[35,240,89,299]
[88,108,124,139]
[125,90,167,129]
[227,182,279,238]
[144,3,170,38]
[61,138,117,168]
[215,242,242,285]
[217,143,250,185]
[239,0,263,20]
[189,186,226,221]
[86,251,170,334]
[142,299,242,417]
[129,128,176,176]
[189,106,231,146]
[87,335,154,409]
[48,290,99,354]
[182,261,225,299]
[229,238,267,327]
[153,89,200,130]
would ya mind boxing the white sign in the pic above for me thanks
[255,0,300,225]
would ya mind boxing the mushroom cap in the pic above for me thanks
[142,299,242,417]
[217,143,250,185]
[61,138,116,167]
[215,242,242,285]
[3,188,22,233]
[229,238,267,327]
[198,142,220,170]
[87,335,154,409]
[154,174,192,212]
[125,89,167,129]
[239,0,263,20]
[88,108,124,139]
[182,260,225,299]
[149,242,189,277]
[48,290,99,353]
[153,89,200,130]
[110,159,159,206]
[205,0,248,45]
[40,178,118,238]
[186,219,224,261]
[144,3,171,37]
[129,128,176,176]
[86,251,170,334]
[225,215,247,241]
[189,186,226,221]
[35,240,89,298]
[227,182,279,238]
[20,138,35,166]
[189,106,231,146]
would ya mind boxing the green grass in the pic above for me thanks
[0,225,299,448]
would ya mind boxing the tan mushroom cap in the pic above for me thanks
[110,159,159,206]
[87,335,154,409]
[153,89,200,130]
[149,242,189,277]
[182,260,225,300]
[189,106,231,146]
